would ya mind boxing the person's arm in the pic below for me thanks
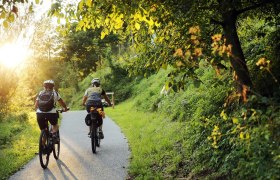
[34,99,38,110]
[104,93,112,106]
[82,96,87,106]
[58,99,68,111]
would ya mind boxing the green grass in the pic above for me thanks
[0,112,65,179]
[0,113,40,180]
[106,100,187,179]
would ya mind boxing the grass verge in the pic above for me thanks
[106,100,187,179]
[0,112,64,179]
[0,113,40,180]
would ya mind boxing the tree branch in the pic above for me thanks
[210,18,224,26]
[237,0,274,15]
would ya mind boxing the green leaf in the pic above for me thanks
[193,79,201,88]
[35,0,40,4]
[161,63,167,69]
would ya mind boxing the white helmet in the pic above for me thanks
[43,79,55,88]
[44,80,55,85]
[91,78,100,85]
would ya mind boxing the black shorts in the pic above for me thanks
[36,113,59,130]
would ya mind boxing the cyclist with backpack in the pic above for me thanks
[35,80,68,141]
[82,78,112,139]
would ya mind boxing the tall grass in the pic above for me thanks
[0,113,40,179]
[103,67,230,179]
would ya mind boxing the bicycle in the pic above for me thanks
[38,108,69,169]
[88,106,103,154]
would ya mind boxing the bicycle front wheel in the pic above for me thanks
[91,124,97,153]
[39,130,49,169]
[53,131,60,159]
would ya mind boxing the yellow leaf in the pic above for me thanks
[78,1,84,11]
[96,18,101,24]
[135,22,140,30]
[86,0,92,7]
[194,48,202,56]
[105,17,110,25]
[101,31,106,39]
[246,132,250,139]
[149,28,155,34]
[3,21,8,28]
[174,48,183,57]
[232,117,239,124]
[114,17,123,29]
[148,19,154,27]
[0,11,6,18]
[134,12,142,20]
[8,14,15,22]
[220,110,228,120]
[191,35,196,40]
[155,21,160,27]
[176,61,184,67]
[240,132,244,139]
[35,0,40,4]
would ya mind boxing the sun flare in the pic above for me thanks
[0,43,30,68]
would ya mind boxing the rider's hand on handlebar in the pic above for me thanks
[63,107,70,112]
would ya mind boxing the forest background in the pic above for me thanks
[0,0,279,179]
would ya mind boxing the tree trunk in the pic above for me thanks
[222,9,252,102]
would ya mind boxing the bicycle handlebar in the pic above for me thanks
[57,107,70,113]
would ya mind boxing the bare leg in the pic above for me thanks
[52,124,59,133]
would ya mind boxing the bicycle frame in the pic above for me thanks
[89,106,101,153]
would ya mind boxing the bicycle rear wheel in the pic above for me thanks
[91,124,97,153]
[53,131,60,159]
[39,130,50,169]
[96,127,100,147]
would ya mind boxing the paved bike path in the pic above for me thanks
[9,111,130,180]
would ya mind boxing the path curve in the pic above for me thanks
[9,111,130,180]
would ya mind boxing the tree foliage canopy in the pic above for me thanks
[59,23,120,77]
[52,0,279,101]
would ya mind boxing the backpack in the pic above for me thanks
[38,90,55,112]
